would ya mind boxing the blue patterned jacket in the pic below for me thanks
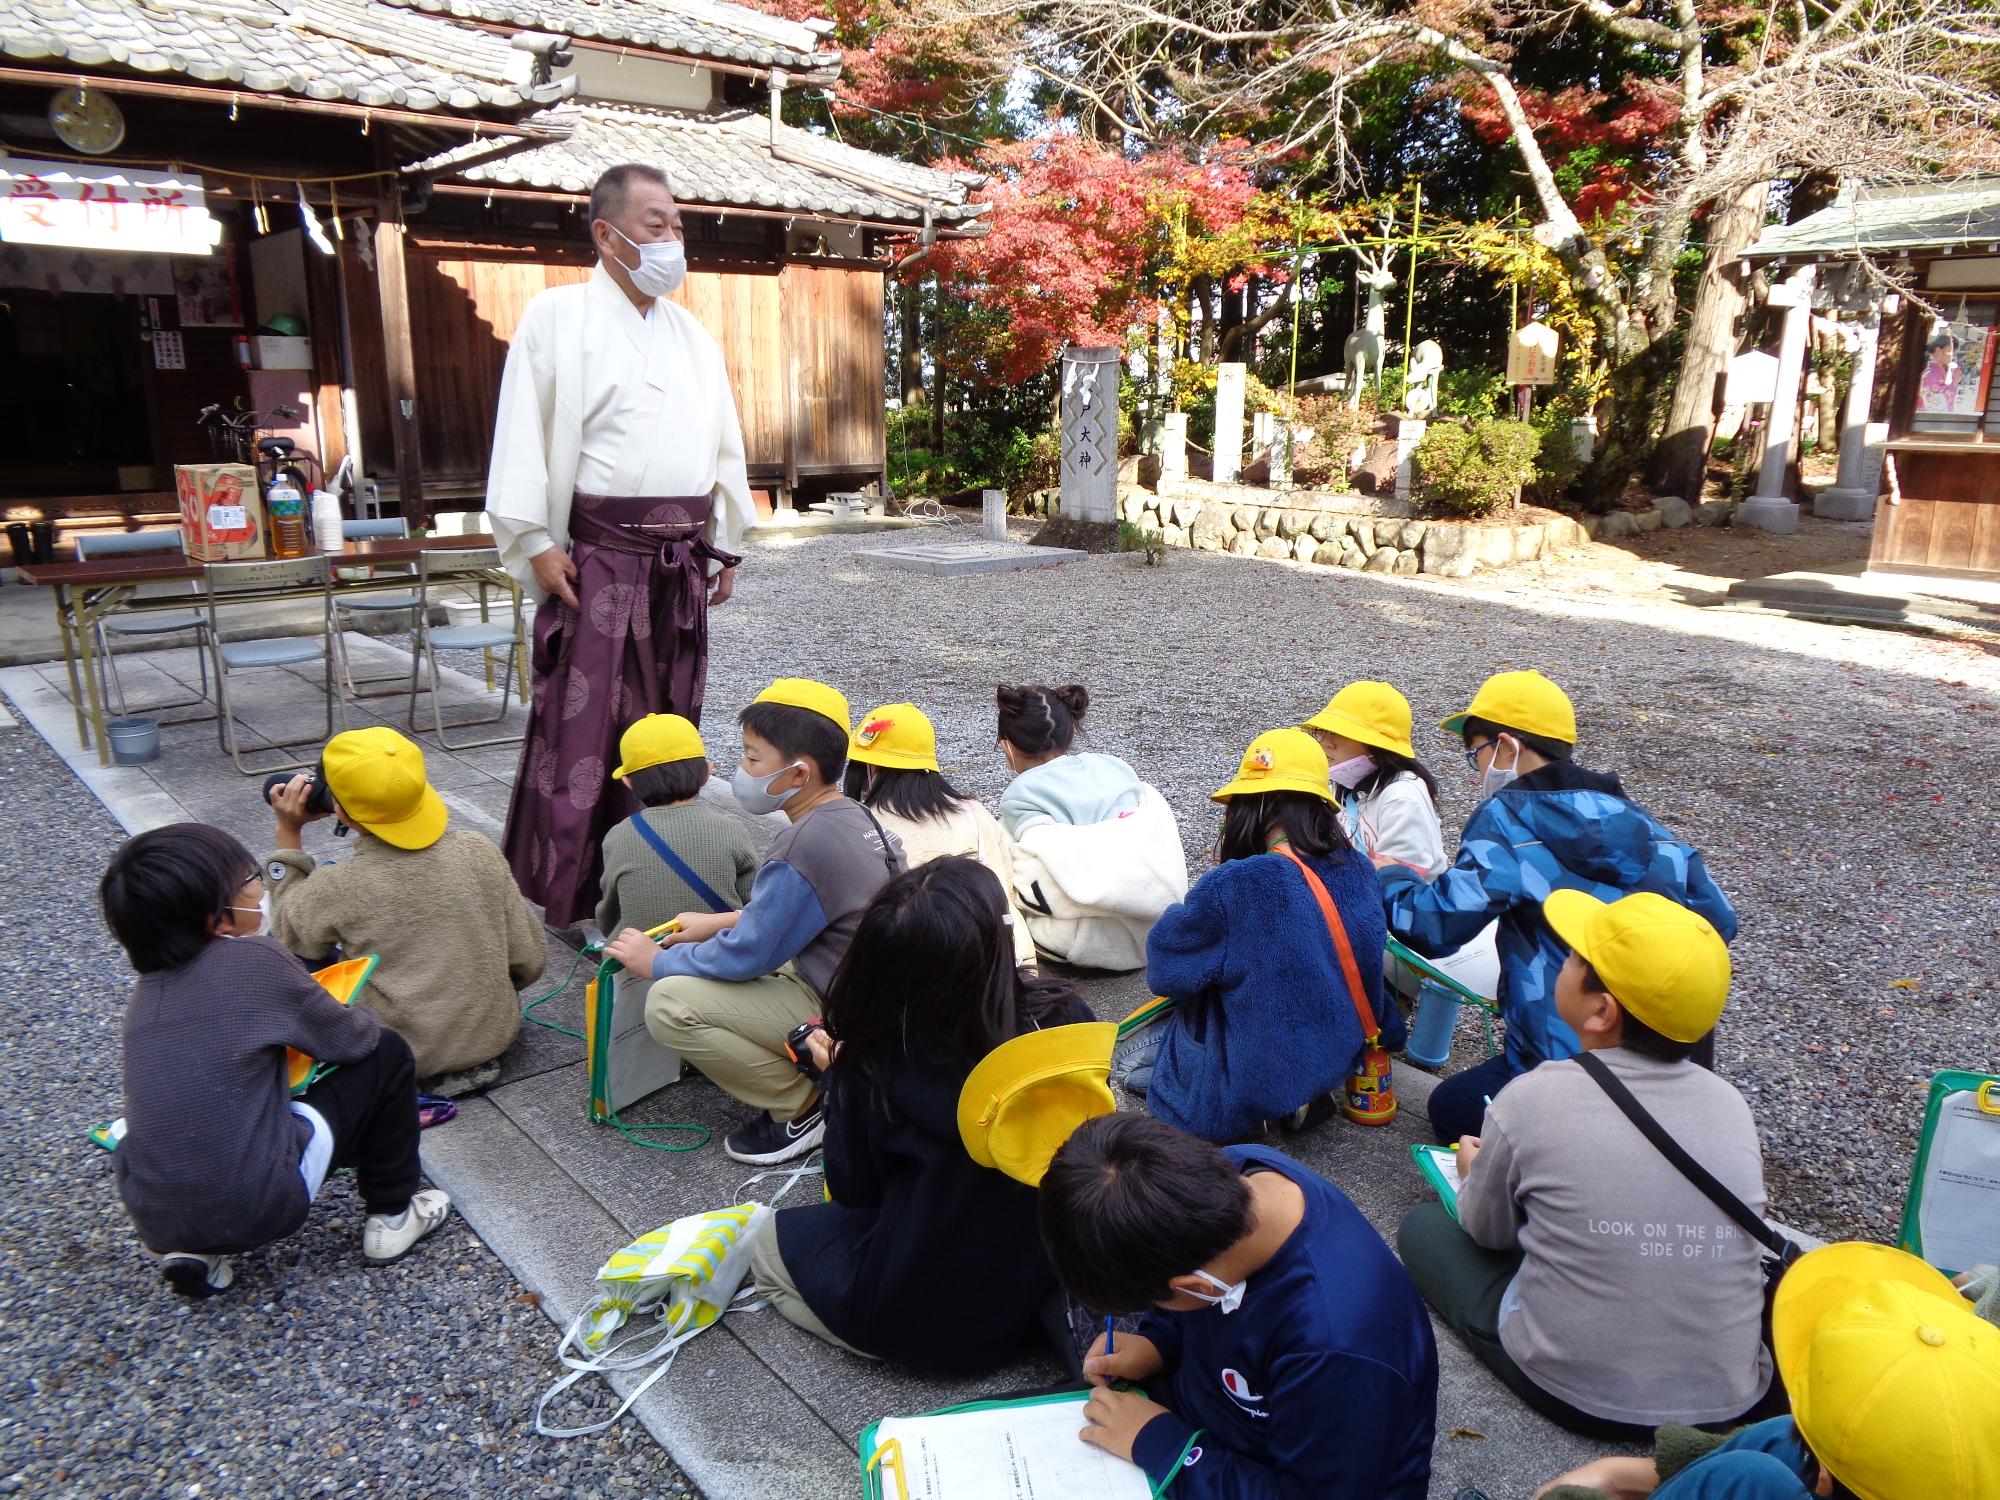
[1378,763,1736,1077]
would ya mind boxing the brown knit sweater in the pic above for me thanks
[266,826,546,1076]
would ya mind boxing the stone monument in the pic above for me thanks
[1213,362,1246,484]
[981,488,1007,542]
[1059,345,1121,523]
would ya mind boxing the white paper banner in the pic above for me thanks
[1,157,224,256]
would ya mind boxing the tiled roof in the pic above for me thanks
[420,101,986,225]
[383,0,836,72]
[0,0,575,112]
[1745,180,2000,260]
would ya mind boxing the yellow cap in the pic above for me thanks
[1543,890,1730,1042]
[1211,728,1338,805]
[753,678,850,734]
[613,713,706,779]
[1441,669,1576,744]
[1306,681,1416,760]
[320,727,447,850]
[849,703,939,772]
[957,1022,1117,1186]
[1773,1242,2000,1500]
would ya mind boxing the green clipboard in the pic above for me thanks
[1897,1069,2000,1276]
[1385,937,1494,1009]
[1410,1143,1463,1221]
[860,1390,1102,1500]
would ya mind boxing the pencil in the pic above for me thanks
[1105,1315,1116,1356]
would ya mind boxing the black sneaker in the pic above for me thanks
[160,1252,235,1297]
[723,1100,825,1165]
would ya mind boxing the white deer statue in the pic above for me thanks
[1339,218,1399,411]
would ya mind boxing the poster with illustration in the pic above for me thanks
[172,247,240,328]
[1917,310,1990,418]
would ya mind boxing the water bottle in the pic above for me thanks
[1404,978,1464,1071]
[311,489,344,554]
[1343,1034,1398,1126]
[266,479,307,558]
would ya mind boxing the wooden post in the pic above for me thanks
[373,200,426,528]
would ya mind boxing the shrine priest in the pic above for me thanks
[486,163,753,928]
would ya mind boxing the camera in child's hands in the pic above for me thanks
[785,1020,826,1082]
[262,769,334,817]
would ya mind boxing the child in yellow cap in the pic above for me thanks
[1400,892,1773,1439]
[265,727,547,1097]
[603,679,905,1167]
[1538,1241,2000,1500]
[595,713,759,938]
[1382,669,1737,1144]
[1133,728,1401,1143]
[845,701,1035,968]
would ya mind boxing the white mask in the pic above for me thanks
[1184,1268,1246,1314]
[609,225,686,299]
[1327,754,1375,791]
[731,759,805,816]
[224,894,270,937]
[1479,738,1522,799]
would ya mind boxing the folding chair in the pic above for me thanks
[202,555,346,775]
[72,530,215,723]
[405,546,526,750]
[331,517,424,698]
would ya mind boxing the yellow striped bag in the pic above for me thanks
[535,1202,771,1438]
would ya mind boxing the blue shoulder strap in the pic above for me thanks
[627,814,733,914]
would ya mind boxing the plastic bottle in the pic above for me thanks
[1342,1034,1399,1126]
[266,479,307,558]
[311,489,344,554]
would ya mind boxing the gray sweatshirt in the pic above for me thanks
[1457,1047,1775,1425]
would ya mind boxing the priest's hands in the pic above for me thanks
[708,565,736,608]
[532,546,580,609]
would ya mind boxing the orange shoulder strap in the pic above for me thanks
[1275,846,1381,1042]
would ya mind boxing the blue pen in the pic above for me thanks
[1105,1315,1116,1356]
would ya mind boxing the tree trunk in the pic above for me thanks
[1650,180,1769,502]
[898,280,924,407]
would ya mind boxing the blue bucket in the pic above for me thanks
[1403,979,1462,1070]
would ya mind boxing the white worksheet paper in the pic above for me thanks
[1917,1089,2000,1274]
[872,1395,1153,1500]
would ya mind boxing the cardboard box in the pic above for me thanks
[175,463,267,562]
[253,335,312,370]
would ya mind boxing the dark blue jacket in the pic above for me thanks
[1379,763,1736,1077]
[1146,849,1397,1144]
[1132,1146,1437,1500]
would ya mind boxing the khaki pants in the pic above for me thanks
[749,1221,873,1358]
[644,968,818,1121]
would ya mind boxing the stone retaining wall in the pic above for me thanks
[1015,482,1733,578]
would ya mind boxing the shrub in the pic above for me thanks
[1436,366,1509,420]
[1414,418,1541,519]
[1117,520,1167,564]
[1523,393,1590,508]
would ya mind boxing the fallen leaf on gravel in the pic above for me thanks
[1448,1427,1486,1440]
[1888,979,1919,989]
[515,1292,542,1307]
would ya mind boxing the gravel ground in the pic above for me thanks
[708,520,1999,1244]
[0,724,693,1499]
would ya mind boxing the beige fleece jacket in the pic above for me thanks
[266,826,546,1077]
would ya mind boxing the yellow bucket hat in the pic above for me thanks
[1543,890,1730,1043]
[1440,669,1577,744]
[1306,681,1416,760]
[320,727,448,850]
[849,703,939,772]
[957,1022,1117,1186]
[1211,728,1337,805]
[613,713,706,779]
[753,678,850,734]
[1773,1242,2000,1500]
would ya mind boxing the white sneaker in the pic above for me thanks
[160,1252,234,1297]
[363,1188,452,1264]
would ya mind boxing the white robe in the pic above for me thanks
[485,265,754,601]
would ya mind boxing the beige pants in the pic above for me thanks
[749,1221,873,1358]
[644,968,818,1121]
